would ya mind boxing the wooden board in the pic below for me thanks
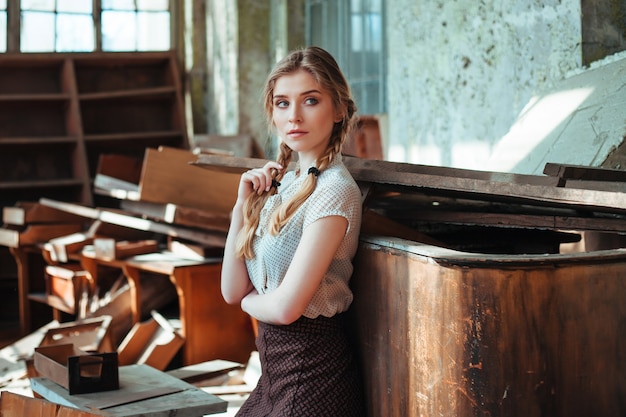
[119,199,231,233]
[139,146,240,214]
[2,201,87,226]
[544,162,626,182]
[166,359,243,382]
[194,154,626,214]
[0,223,83,248]
[30,364,227,417]
[38,198,227,248]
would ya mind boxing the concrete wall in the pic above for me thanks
[386,0,582,170]
[202,0,305,157]
[199,0,624,172]
[205,0,241,136]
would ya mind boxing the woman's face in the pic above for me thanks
[271,69,342,160]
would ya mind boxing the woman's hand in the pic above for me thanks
[238,161,283,200]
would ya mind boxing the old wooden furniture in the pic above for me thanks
[194,155,626,417]
[350,236,626,417]
[0,51,188,210]
[0,52,189,340]
[80,249,256,365]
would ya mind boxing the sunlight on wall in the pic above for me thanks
[388,143,443,166]
[487,87,595,172]
[451,142,493,171]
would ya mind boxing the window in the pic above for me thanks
[306,0,386,115]
[21,0,94,52]
[1,0,171,53]
[101,0,170,52]
[0,0,6,52]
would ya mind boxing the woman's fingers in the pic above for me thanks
[243,162,283,195]
[242,161,282,195]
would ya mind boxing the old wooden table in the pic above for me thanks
[80,250,256,365]
[30,364,227,416]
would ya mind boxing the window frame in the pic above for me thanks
[305,0,387,115]
[2,0,177,53]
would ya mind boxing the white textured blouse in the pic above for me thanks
[245,154,362,319]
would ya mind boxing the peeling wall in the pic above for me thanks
[386,0,582,170]
[206,0,240,135]
[203,0,304,156]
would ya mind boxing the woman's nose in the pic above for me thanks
[289,108,302,123]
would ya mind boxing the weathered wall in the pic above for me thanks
[582,0,626,66]
[237,0,272,148]
[203,0,305,157]
[386,0,582,170]
[205,0,240,135]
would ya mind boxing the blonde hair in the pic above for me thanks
[235,46,357,259]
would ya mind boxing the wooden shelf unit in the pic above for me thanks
[0,51,188,211]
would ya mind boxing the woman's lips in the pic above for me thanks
[287,129,307,137]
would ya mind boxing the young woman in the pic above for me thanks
[221,46,364,416]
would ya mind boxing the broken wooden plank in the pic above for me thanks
[94,173,141,200]
[93,238,159,261]
[166,359,243,383]
[119,199,231,233]
[38,198,227,248]
[139,146,240,214]
[0,223,83,248]
[2,201,87,226]
[544,163,626,183]
[554,178,626,193]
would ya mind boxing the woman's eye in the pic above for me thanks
[275,100,288,108]
[305,97,318,105]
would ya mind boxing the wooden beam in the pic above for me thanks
[193,154,626,215]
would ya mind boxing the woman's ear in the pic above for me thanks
[334,105,347,123]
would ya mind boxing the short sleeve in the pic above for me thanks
[303,173,362,235]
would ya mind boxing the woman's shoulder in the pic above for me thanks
[317,163,361,200]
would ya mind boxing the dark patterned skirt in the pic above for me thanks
[236,314,365,417]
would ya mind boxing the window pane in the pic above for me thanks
[21,0,54,11]
[21,11,55,52]
[0,12,6,52]
[351,14,362,51]
[102,10,136,51]
[138,0,168,11]
[137,11,169,50]
[366,12,382,51]
[57,14,93,51]
[58,0,91,14]
[0,1,6,8]
[102,0,135,11]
